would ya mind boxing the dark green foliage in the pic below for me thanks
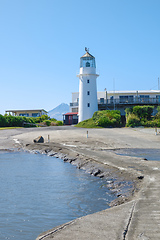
[0,114,61,128]
[56,121,63,126]
[126,114,141,127]
[0,115,38,128]
[44,120,51,126]
[125,105,157,127]
[132,106,154,120]
[50,118,57,122]
[93,110,121,127]
[142,119,160,127]
[0,114,7,127]
[125,107,133,117]
[76,110,122,128]
[157,106,160,113]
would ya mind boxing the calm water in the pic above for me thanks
[0,152,116,240]
[114,148,160,161]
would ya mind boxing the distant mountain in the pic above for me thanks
[48,103,69,121]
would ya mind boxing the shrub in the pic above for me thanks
[50,118,57,122]
[0,114,7,127]
[51,121,58,126]
[94,110,121,127]
[40,115,50,122]
[77,110,122,128]
[126,114,141,127]
[44,120,51,126]
[56,121,63,126]
[125,107,133,117]
[132,106,154,120]
[157,106,160,113]
[142,119,160,127]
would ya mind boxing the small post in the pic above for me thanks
[48,135,50,143]
[87,131,88,138]
[155,128,157,135]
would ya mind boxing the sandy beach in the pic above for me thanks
[1,126,160,240]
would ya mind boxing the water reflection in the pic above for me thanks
[0,152,116,240]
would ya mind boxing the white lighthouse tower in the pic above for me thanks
[77,48,99,122]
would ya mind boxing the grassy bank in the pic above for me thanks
[76,110,122,128]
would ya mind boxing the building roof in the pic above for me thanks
[63,112,78,116]
[99,90,160,94]
[5,109,48,113]
[80,52,95,58]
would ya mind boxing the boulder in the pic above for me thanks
[33,136,44,143]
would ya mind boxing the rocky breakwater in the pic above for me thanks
[24,142,141,207]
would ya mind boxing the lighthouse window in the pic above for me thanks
[87,79,89,83]
[86,62,90,67]
[87,103,90,107]
[87,91,90,95]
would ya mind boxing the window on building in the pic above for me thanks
[72,108,78,112]
[119,96,134,103]
[86,62,90,67]
[156,95,160,103]
[80,57,96,68]
[32,113,40,117]
[100,98,104,104]
[87,103,90,107]
[87,91,90,95]
[87,79,90,83]
[140,95,149,103]
[19,113,29,117]
[110,96,114,103]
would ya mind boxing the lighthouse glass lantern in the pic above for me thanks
[77,48,99,122]
[80,55,96,68]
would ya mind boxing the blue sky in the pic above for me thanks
[1,0,160,114]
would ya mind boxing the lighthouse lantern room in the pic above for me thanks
[77,48,99,122]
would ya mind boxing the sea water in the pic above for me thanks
[0,152,116,240]
[114,148,160,161]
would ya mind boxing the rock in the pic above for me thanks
[117,194,122,197]
[99,174,104,178]
[33,136,44,143]
[138,175,144,180]
[45,149,51,153]
[64,157,69,162]
[93,169,101,176]
[143,158,148,161]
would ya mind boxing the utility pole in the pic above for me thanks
[113,78,115,110]
[104,88,107,110]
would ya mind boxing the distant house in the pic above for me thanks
[63,112,78,125]
[5,109,48,117]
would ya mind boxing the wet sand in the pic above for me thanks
[1,126,160,239]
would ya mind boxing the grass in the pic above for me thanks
[76,110,122,128]
[75,118,102,128]
[0,127,23,130]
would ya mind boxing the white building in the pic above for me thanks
[5,109,48,117]
[70,90,160,117]
[77,49,99,122]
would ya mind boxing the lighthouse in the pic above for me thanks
[77,48,99,122]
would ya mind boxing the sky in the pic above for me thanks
[1,0,160,114]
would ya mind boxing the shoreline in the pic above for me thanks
[1,126,160,239]
[23,142,141,208]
